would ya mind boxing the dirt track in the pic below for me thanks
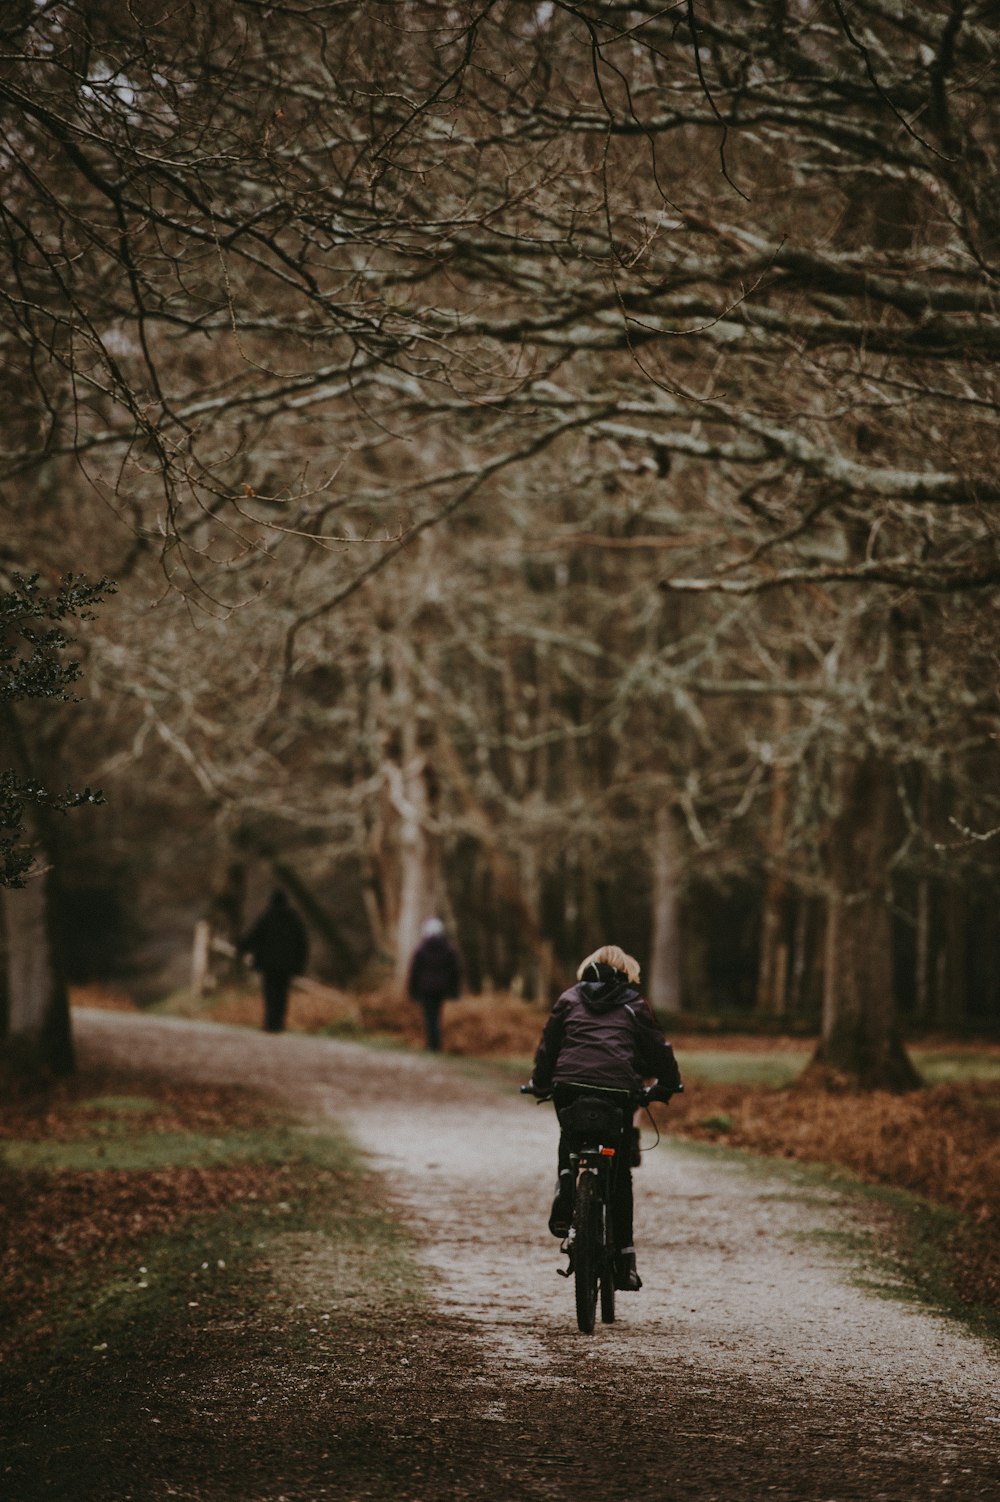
[74,1009,1000,1501]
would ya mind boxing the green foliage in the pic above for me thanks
[912,1050,1000,1084]
[70,1094,161,1113]
[678,1048,811,1087]
[0,571,114,886]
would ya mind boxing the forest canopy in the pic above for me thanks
[2,1,999,1083]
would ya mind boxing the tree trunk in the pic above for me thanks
[756,702,790,1018]
[386,752,440,983]
[2,856,74,1077]
[810,757,920,1090]
[914,876,931,1024]
[648,805,682,1013]
[938,878,968,1029]
[434,728,572,998]
[787,894,811,1020]
[206,855,247,985]
[756,869,790,1018]
[912,768,933,1025]
[191,918,212,997]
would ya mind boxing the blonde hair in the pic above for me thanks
[576,945,641,985]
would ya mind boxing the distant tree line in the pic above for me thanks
[2,2,999,1085]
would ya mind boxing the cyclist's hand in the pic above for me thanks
[643,1080,682,1105]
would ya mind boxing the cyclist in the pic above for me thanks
[527,944,682,1291]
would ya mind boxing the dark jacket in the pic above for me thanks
[407,934,462,1003]
[240,893,309,976]
[532,971,682,1095]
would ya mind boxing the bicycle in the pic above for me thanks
[522,1080,676,1334]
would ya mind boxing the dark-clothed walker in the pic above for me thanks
[529,943,682,1292]
[239,888,309,1033]
[406,917,462,1051]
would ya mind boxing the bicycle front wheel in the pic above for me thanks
[573,1174,599,1334]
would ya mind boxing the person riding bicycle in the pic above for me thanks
[527,944,682,1292]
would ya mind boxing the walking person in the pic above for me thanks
[406,917,462,1052]
[239,887,309,1033]
[527,944,682,1291]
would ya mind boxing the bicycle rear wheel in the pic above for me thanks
[599,1247,616,1324]
[598,1181,616,1323]
[573,1174,599,1334]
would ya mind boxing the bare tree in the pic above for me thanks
[3,2,1000,1079]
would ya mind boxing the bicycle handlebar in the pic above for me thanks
[520,1081,682,1106]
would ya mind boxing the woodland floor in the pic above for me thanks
[2,1008,999,1502]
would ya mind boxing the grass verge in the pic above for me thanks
[0,1071,425,1501]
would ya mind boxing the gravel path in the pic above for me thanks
[75,1009,1000,1501]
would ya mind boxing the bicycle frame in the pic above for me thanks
[560,1125,622,1332]
[568,1141,619,1220]
[521,1079,680,1333]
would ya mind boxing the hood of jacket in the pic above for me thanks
[576,973,634,1014]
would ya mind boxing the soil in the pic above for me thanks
[21,1009,1000,1500]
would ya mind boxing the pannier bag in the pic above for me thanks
[557,1094,625,1144]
